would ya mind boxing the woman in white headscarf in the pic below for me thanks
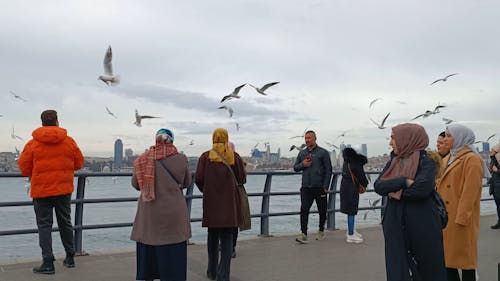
[488,143,500,229]
[437,124,483,281]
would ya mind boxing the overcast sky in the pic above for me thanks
[1,0,499,158]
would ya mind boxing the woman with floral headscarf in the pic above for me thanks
[195,128,246,281]
[131,128,192,281]
[488,143,500,229]
[374,123,447,281]
[438,124,484,281]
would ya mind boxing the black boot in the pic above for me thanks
[63,253,75,268]
[491,221,500,229]
[33,259,55,274]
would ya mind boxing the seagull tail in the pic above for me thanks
[111,75,121,86]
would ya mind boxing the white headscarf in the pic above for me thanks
[447,124,478,164]
[492,143,500,163]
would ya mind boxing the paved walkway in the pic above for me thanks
[1,215,499,281]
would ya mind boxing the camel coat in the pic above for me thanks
[437,147,483,269]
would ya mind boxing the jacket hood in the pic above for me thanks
[343,147,367,164]
[32,126,68,144]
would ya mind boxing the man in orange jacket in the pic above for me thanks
[18,110,84,275]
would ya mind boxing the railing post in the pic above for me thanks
[74,176,86,255]
[327,173,339,230]
[260,174,272,236]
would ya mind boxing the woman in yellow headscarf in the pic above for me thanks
[195,128,246,280]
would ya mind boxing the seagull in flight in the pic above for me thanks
[105,107,117,118]
[290,144,306,151]
[442,117,454,124]
[430,73,458,85]
[474,134,496,144]
[289,128,309,139]
[369,98,381,108]
[411,110,434,120]
[10,91,27,102]
[235,122,240,131]
[249,82,280,95]
[370,112,391,129]
[218,105,234,117]
[98,46,120,86]
[189,139,194,146]
[11,127,23,141]
[432,104,446,114]
[134,109,159,127]
[220,84,246,103]
[334,131,348,141]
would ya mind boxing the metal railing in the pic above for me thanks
[0,171,493,255]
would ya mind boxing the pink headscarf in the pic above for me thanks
[381,123,429,180]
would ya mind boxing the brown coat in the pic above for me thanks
[130,154,192,245]
[437,147,483,269]
[195,151,245,228]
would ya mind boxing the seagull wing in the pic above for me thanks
[369,98,380,108]
[140,115,159,119]
[380,112,390,127]
[232,83,247,95]
[370,118,381,127]
[412,114,424,120]
[430,78,443,85]
[103,46,113,75]
[442,117,453,124]
[15,135,24,141]
[487,134,496,142]
[220,94,232,103]
[105,107,113,114]
[289,145,297,151]
[259,82,280,92]
[444,73,458,79]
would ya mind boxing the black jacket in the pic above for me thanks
[374,150,447,281]
[340,149,368,215]
[293,145,332,189]
[489,156,500,199]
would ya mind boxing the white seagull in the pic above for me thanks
[10,91,27,102]
[324,141,339,149]
[11,127,23,141]
[474,134,496,144]
[442,117,454,124]
[105,107,117,118]
[218,105,234,117]
[432,104,446,114]
[235,122,240,131]
[220,84,246,103]
[289,128,309,139]
[98,46,120,86]
[248,82,280,95]
[412,110,434,120]
[370,112,391,129]
[369,98,381,108]
[134,109,159,127]
[430,73,458,85]
[290,144,306,151]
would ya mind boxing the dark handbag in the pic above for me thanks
[211,150,252,231]
[348,163,366,194]
[431,190,448,229]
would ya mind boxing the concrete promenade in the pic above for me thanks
[1,215,498,281]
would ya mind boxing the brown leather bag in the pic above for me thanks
[348,163,366,194]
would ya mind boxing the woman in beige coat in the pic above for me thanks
[438,124,483,281]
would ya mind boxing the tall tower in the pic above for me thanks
[114,139,123,170]
[361,144,368,157]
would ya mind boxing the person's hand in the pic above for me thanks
[302,156,312,167]
[493,166,498,173]
[388,189,402,200]
[406,178,414,187]
[323,188,329,193]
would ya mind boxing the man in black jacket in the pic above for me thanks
[293,130,332,243]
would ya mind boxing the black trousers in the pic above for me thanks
[446,268,476,281]
[33,194,74,261]
[232,227,238,251]
[300,188,327,235]
[494,197,500,222]
[207,228,233,281]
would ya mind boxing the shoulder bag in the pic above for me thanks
[348,163,366,194]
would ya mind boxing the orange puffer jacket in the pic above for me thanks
[18,126,84,199]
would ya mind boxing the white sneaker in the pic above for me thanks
[346,231,363,239]
[346,234,363,243]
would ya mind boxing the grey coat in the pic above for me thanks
[131,153,192,246]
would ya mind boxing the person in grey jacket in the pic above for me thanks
[293,130,332,243]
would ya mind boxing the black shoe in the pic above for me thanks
[33,260,55,275]
[63,255,75,268]
[491,222,500,229]
[206,271,216,280]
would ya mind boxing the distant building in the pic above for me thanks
[482,142,490,153]
[114,139,123,170]
[361,144,368,157]
[250,143,281,163]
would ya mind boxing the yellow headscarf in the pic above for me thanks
[209,128,235,165]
